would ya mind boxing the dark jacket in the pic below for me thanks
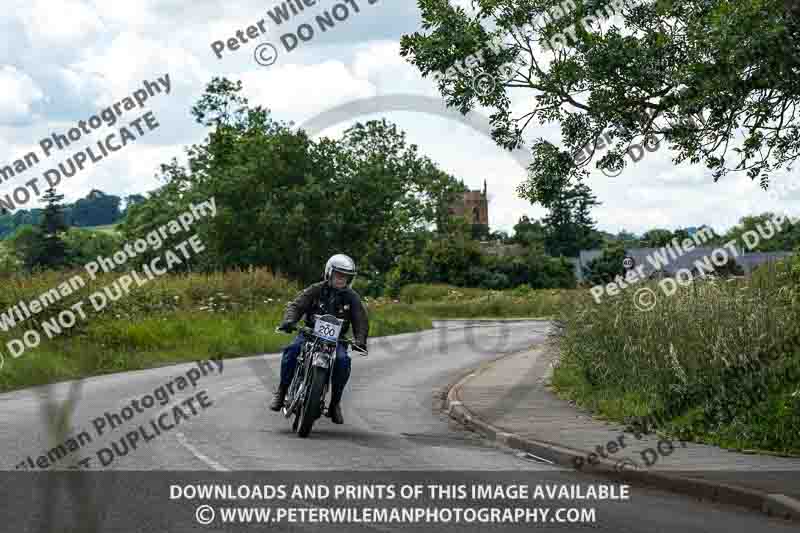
[283,281,369,346]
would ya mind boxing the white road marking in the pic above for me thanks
[172,382,256,471]
[175,432,229,471]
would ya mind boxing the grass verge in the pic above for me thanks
[551,260,800,455]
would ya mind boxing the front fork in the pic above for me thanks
[312,347,334,417]
[285,340,335,418]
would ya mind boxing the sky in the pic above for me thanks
[0,0,798,237]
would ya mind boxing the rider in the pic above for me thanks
[269,254,369,424]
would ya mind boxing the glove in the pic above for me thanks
[278,321,296,333]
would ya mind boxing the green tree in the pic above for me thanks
[31,187,69,270]
[723,213,800,251]
[521,248,577,288]
[121,77,467,284]
[489,229,510,242]
[124,194,147,213]
[583,243,627,286]
[695,225,723,246]
[614,230,641,247]
[67,189,122,227]
[511,216,547,247]
[423,220,484,286]
[542,180,601,257]
[401,0,800,203]
[641,229,675,248]
[471,223,491,241]
[385,253,429,297]
[63,228,124,266]
[8,225,43,271]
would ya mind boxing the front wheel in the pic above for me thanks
[297,366,327,438]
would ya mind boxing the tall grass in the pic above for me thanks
[0,268,301,391]
[553,260,800,454]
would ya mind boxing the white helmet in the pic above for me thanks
[324,254,357,288]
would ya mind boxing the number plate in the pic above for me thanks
[314,319,342,341]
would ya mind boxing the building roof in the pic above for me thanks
[575,246,795,282]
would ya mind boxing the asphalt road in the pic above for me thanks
[0,320,795,532]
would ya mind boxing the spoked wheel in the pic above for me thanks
[297,366,327,438]
[288,381,303,430]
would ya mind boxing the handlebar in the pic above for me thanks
[274,325,368,356]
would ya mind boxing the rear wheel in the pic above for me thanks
[298,366,327,438]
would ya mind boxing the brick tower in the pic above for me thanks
[449,180,488,225]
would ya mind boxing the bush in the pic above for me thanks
[386,239,578,294]
[351,270,385,298]
[423,236,483,286]
[63,228,124,266]
[465,266,494,288]
[526,253,577,289]
[385,253,427,297]
[483,271,510,290]
[711,256,744,278]
[583,244,625,285]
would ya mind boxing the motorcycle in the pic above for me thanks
[275,314,367,438]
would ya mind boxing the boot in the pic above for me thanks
[326,384,345,424]
[269,384,288,411]
[327,403,343,424]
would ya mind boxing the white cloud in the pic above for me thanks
[17,0,105,51]
[0,66,45,125]
[240,60,375,117]
[73,31,208,103]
